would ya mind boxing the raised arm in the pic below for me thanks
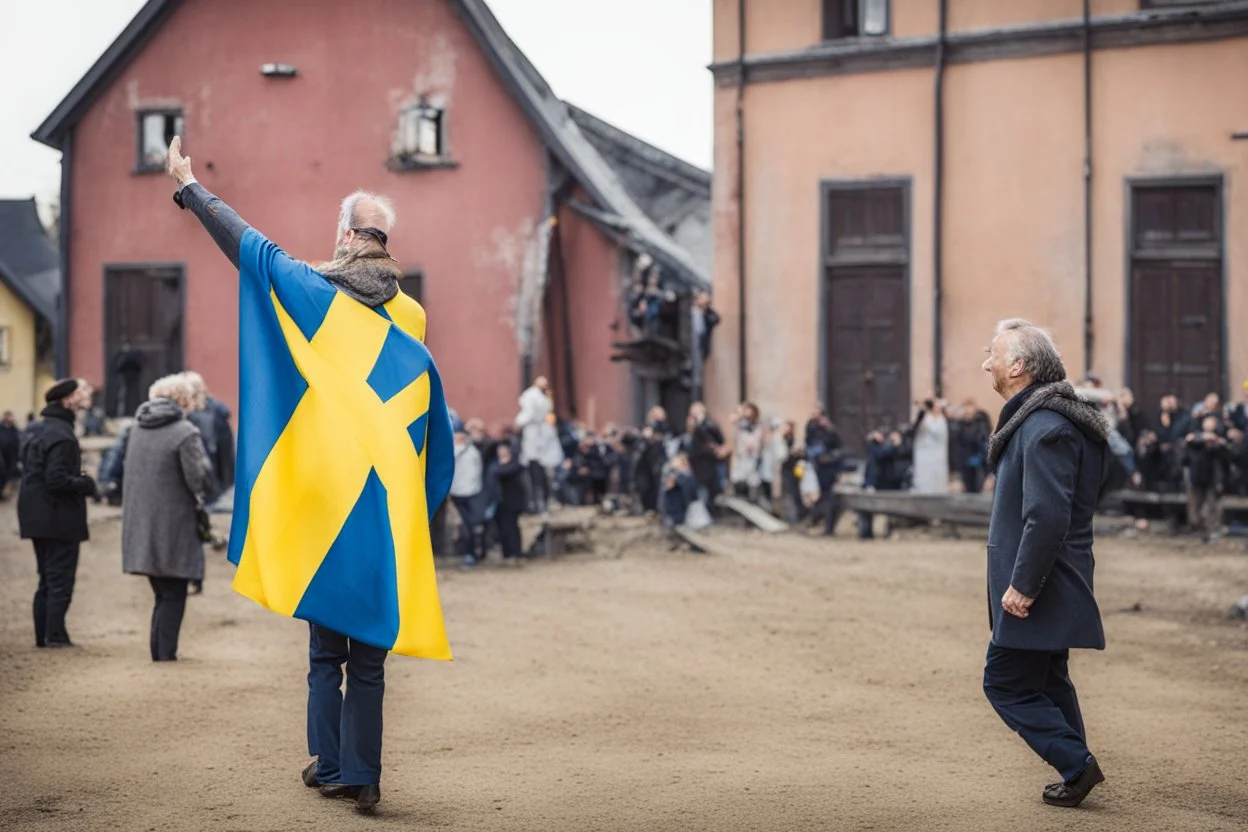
[165,136,249,269]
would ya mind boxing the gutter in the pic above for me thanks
[932,0,947,398]
[1082,0,1095,375]
[736,0,747,403]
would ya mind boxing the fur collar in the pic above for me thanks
[310,242,402,307]
[987,381,1110,466]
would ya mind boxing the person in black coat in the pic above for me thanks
[0,410,21,499]
[636,408,673,514]
[1183,414,1228,540]
[981,320,1111,808]
[18,379,98,648]
[954,405,992,494]
[804,405,843,535]
[494,443,527,560]
[857,429,910,539]
[685,403,725,503]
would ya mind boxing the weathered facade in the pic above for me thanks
[33,0,708,427]
[709,0,1248,450]
[0,199,59,418]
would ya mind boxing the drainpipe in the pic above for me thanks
[932,0,947,398]
[56,130,72,380]
[1082,0,1094,375]
[735,0,747,404]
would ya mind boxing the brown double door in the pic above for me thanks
[104,265,184,417]
[822,184,910,454]
[1128,182,1223,414]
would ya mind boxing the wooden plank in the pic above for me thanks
[833,488,993,526]
[717,496,789,533]
[1110,490,1248,511]
[672,525,716,554]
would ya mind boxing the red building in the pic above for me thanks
[32,0,709,426]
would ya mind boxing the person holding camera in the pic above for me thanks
[911,398,950,494]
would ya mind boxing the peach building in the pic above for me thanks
[707,0,1248,450]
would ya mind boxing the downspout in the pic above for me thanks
[735,0,748,403]
[1082,0,1094,375]
[932,0,947,398]
[55,130,72,380]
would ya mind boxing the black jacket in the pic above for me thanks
[17,405,95,542]
[1184,434,1227,490]
[0,422,20,479]
[987,386,1108,651]
[496,458,528,514]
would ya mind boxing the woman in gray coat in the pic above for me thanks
[122,374,211,661]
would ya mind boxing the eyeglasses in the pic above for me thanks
[350,226,389,248]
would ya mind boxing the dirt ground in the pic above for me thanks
[1,506,1246,832]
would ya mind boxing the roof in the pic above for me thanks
[0,199,60,324]
[30,0,709,290]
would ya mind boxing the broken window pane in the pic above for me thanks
[138,111,184,170]
[397,105,444,158]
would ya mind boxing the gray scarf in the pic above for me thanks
[987,381,1110,467]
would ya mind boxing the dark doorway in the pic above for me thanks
[1128,181,1223,415]
[104,265,184,418]
[821,183,910,455]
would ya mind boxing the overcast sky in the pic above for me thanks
[0,0,713,210]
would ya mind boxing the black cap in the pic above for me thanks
[44,378,80,404]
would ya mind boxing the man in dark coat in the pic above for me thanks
[0,410,21,498]
[686,402,725,503]
[981,319,1111,809]
[18,379,97,648]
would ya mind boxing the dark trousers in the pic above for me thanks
[32,538,80,647]
[527,462,549,513]
[961,466,985,495]
[453,495,484,559]
[148,576,189,661]
[983,644,1092,782]
[497,508,523,558]
[307,624,388,786]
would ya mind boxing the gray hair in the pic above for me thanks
[995,318,1066,384]
[149,373,195,411]
[336,190,396,238]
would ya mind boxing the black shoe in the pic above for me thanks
[319,784,361,799]
[302,760,319,788]
[355,784,381,813]
[1043,757,1104,808]
[46,639,75,649]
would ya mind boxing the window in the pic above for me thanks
[399,272,423,304]
[136,109,184,172]
[390,102,452,170]
[823,0,889,39]
[0,326,10,368]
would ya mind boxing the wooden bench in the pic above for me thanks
[531,515,595,556]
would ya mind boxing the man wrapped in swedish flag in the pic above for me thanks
[166,137,452,814]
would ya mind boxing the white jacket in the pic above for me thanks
[451,442,483,497]
[515,386,552,464]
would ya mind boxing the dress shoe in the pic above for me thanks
[355,784,381,813]
[319,784,361,799]
[1043,757,1104,807]
[301,760,319,788]
[46,640,75,649]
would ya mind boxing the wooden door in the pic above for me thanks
[822,183,910,454]
[1129,183,1222,414]
[104,266,183,417]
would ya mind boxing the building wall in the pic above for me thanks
[708,67,935,423]
[67,0,598,424]
[552,205,632,429]
[710,1,1248,428]
[0,284,38,418]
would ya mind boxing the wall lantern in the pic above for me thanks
[261,63,298,78]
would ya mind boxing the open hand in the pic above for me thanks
[165,136,194,185]
[1002,585,1035,619]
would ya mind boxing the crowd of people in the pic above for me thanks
[442,374,1248,558]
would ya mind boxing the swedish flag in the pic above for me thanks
[227,228,453,660]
